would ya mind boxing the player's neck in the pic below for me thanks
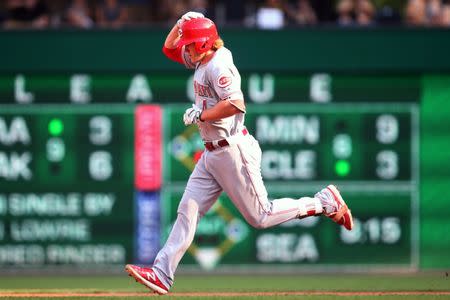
[200,50,215,65]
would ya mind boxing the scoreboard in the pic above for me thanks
[0,105,136,266]
[0,72,420,271]
[0,73,419,104]
[167,104,417,181]
[164,103,419,270]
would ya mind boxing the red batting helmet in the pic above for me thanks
[177,18,219,54]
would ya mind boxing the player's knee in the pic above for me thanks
[246,215,269,229]
[255,220,271,229]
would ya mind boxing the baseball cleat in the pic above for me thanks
[318,185,354,230]
[125,264,169,295]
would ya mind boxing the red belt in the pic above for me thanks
[204,128,248,151]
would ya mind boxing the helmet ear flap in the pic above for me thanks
[195,39,210,53]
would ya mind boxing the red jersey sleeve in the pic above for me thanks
[162,46,184,65]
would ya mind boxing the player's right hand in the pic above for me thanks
[183,104,202,126]
[177,11,205,27]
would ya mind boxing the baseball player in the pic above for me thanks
[126,12,353,295]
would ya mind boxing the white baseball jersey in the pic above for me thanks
[183,46,245,141]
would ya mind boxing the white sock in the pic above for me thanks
[315,189,336,215]
[297,197,323,218]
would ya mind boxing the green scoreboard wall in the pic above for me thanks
[164,104,417,270]
[0,105,136,266]
[0,28,449,271]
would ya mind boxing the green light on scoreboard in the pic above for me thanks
[335,160,350,177]
[48,118,64,136]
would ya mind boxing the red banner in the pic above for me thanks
[135,105,162,190]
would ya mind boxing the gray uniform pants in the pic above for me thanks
[153,134,321,287]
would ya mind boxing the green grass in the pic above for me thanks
[0,273,449,299]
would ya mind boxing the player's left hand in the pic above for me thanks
[181,11,205,21]
[177,11,205,27]
[183,104,203,125]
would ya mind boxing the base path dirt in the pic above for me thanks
[1,291,450,297]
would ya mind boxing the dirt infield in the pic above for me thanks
[1,291,450,297]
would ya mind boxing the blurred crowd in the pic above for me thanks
[0,0,449,29]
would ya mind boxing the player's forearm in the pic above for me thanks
[200,100,244,121]
[164,25,181,49]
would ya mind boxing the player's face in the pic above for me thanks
[186,43,206,63]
